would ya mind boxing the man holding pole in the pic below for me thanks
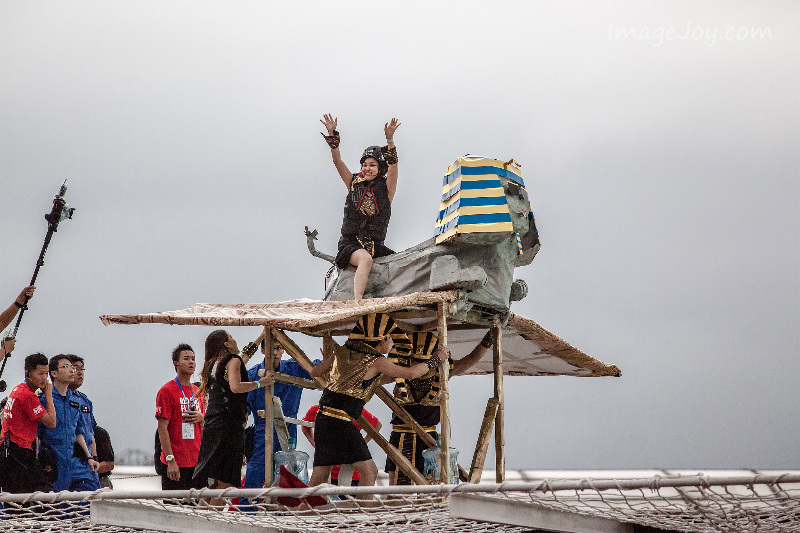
[0,287,35,332]
[243,339,320,489]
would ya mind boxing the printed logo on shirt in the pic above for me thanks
[81,405,90,413]
[69,400,80,409]
[33,405,44,416]
[156,406,162,415]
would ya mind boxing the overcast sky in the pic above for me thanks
[1,1,797,470]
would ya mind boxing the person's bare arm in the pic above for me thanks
[227,357,271,393]
[0,286,34,332]
[321,114,352,189]
[157,416,180,481]
[310,338,335,378]
[302,425,315,448]
[38,380,57,429]
[452,331,493,376]
[76,433,99,472]
[364,357,427,381]
[384,118,401,202]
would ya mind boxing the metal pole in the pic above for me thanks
[437,303,451,484]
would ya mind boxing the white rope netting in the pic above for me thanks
[1,473,799,532]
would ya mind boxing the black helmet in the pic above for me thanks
[360,145,389,177]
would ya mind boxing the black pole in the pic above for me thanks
[0,181,74,392]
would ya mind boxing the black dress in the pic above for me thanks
[192,353,248,486]
[335,174,394,269]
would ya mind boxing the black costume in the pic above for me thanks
[314,314,411,468]
[385,331,454,485]
[335,174,394,269]
[192,353,248,487]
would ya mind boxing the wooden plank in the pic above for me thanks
[358,415,428,485]
[271,328,327,389]
[437,303,452,484]
[256,410,314,428]
[469,397,499,484]
[449,494,634,533]
[375,387,437,448]
[264,327,274,486]
[272,373,319,390]
[272,397,290,452]
[493,325,505,482]
[374,386,469,483]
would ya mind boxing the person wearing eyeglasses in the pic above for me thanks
[243,339,321,490]
[67,354,102,491]
[37,354,97,491]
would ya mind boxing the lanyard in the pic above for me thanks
[174,377,195,412]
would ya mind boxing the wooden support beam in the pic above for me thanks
[374,386,469,482]
[358,415,428,486]
[468,397,499,484]
[272,397,290,452]
[273,373,319,390]
[437,303,452,484]
[264,327,274,486]
[493,325,505,482]
[374,387,436,447]
[270,328,327,389]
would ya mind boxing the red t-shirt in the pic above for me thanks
[302,404,379,481]
[155,379,205,468]
[0,382,46,450]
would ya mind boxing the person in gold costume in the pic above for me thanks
[308,313,430,489]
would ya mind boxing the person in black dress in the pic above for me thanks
[192,329,269,505]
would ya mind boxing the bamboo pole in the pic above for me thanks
[437,303,451,484]
[264,327,275,486]
[358,415,428,485]
[271,328,327,389]
[493,326,505,482]
[468,397,499,484]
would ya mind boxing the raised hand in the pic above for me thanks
[384,118,401,141]
[320,114,338,135]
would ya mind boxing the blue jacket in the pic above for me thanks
[39,387,85,491]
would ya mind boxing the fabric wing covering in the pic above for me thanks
[100,291,620,378]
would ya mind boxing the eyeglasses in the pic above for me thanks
[58,364,76,370]
[74,366,85,372]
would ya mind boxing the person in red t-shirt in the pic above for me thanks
[0,352,57,493]
[155,343,205,490]
[301,404,381,486]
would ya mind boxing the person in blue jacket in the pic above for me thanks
[67,354,101,491]
[244,339,321,488]
[38,355,97,491]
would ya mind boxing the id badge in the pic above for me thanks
[182,422,195,440]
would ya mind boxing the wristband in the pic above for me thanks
[480,331,494,348]
[92,455,98,462]
[14,301,23,308]
[255,381,261,389]
[386,138,393,143]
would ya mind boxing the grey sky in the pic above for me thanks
[1,1,797,469]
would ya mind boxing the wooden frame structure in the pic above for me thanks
[101,291,620,487]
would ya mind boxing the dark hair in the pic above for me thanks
[67,354,83,365]
[49,354,71,376]
[198,330,229,399]
[24,352,48,373]
[172,343,193,363]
